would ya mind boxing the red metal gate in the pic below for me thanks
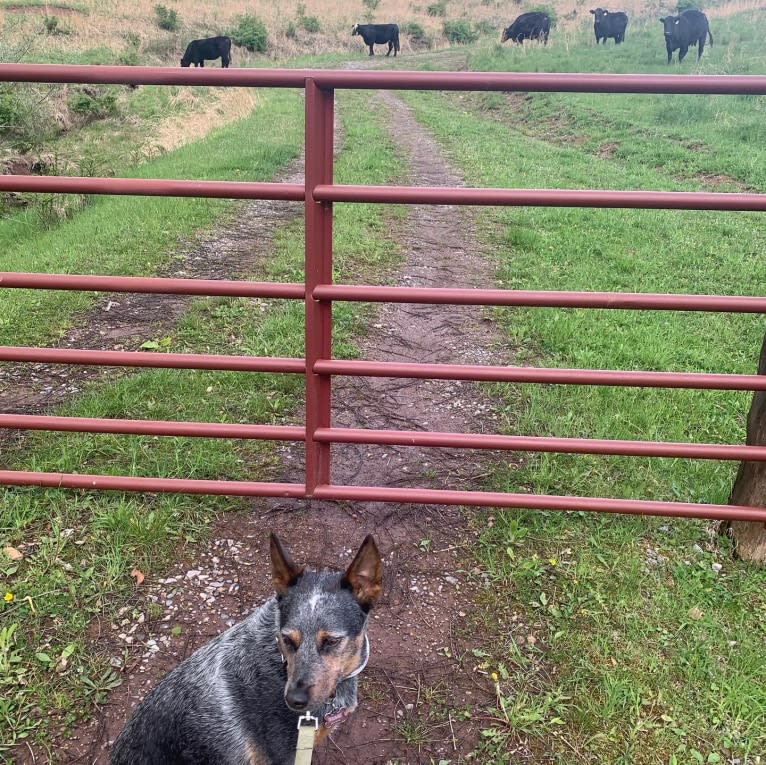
[2,64,766,522]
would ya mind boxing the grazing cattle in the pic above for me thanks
[351,23,400,56]
[501,12,551,45]
[180,35,232,68]
[590,8,628,44]
[659,10,712,63]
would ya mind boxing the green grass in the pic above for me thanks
[0,88,404,756]
[0,87,303,348]
[0,0,88,10]
[2,9,766,763]
[470,511,766,764]
[400,10,766,763]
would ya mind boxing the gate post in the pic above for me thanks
[725,328,766,562]
[304,78,334,495]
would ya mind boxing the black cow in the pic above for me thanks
[659,9,712,63]
[590,8,628,44]
[181,35,232,68]
[501,12,551,45]
[351,23,400,56]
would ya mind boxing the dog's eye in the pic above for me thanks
[321,636,342,651]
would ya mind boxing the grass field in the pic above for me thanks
[399,12,766,764]
[1,0,766,762]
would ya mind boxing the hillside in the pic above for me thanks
[2,0,759,64]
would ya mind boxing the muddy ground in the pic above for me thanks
[7,66,533,764]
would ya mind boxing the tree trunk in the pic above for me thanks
[724,329,766,562]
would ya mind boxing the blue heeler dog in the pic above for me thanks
[110,533,382,764]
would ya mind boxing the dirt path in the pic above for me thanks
[13,79,521,764]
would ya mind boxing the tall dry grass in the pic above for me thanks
[2,0,756,62]
[145,87,258,154]
[3,0,517,61]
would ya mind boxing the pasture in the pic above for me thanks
[1,0,766,762]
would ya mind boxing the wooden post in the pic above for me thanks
[724,329,766,562]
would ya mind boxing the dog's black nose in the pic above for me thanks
[286,685,312,710]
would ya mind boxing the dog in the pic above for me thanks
[110,533,382,765]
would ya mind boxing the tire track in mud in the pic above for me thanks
[0,172,305,416]
[272,88,519,765]
[21,82,527,764]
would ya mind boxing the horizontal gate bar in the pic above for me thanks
[0,346,305,373]
[0,175,305,200]
[315,285,766,312]
[12,347,757,389]
[0,470,305,497]
[304,70,766,95]
[2,468,763,522]
[314,427,766,461]
[6,416,763,462]
[316,185,766,211]
[14,276,761,313]
[312,484,766,523]
[0,272,304,298]
[316,359,766,390]
[2,65,766,95]
[5,277,761,313]
[0,414,305,441]
[5,177,765,214]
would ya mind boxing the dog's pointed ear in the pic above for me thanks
[343,535,383,609]
[270,533,304,596]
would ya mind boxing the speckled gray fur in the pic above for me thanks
[110,565,372,765]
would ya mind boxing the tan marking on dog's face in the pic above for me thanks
[338,633,366,678]
[315,630,344,651]
[302,632,366,706]
[283,631,367,708]
[281,629,301,650]
[278,629,302,678]
[244,739,269,765]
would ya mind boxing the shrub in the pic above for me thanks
[154,5,179,32]
[0,82,56,150]
[0,31,59,150]
[117,47,140,66]
[401,21,431,47]
[0,91,19,130]
[43,16,69,35]
[362,0,379,10]
[401,21,426,40]
[300,15,321,33]
[443,19,477,44]
[69,87,118,120]
[427,1,447,17]
[230,14,268,53]
[474,19,496,36]
[529,5,558,26]
[285,21,297,39]
[677,0,700,10]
